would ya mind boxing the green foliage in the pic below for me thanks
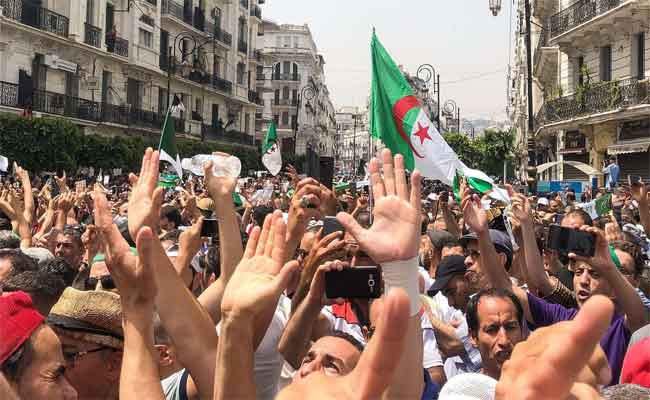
[0,113,262,173]
[443,129,516,178]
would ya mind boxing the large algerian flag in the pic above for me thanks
[262,121,282,176]
[159,95,185,179]
[370,31,465,185]
[370,31,508,202]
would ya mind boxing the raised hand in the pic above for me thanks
[568,226,615,272]
[221,210,298,319]
[0,188,17,220]
[461,183,488,235]
[306,261,347,306]
[55,171,68,193]
[128,148,164,239]
[336,149,422,264]
[496,295,613,400]
[204,152,237,201]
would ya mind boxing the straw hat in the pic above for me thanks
[47,287,123,349]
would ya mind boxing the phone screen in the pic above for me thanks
[547,225,596,257]
[325,267,381,299]
[200,218,219,238]
[323,216,345,237]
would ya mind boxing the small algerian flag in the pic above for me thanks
[262,121,282,176]
[579,193,612,219]
[452,168,510,203]
[370,31,465,185]
[159,95,185,180]
[158,174,179,189]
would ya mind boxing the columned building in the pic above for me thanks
[0,0,265,146]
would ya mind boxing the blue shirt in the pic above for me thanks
[602,163,620,188]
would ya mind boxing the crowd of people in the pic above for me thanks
[1,147,649,400]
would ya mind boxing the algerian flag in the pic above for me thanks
[159,95,185,180]
[370,31,465,185]
[262,121,282,176]
[452,168,510,203]
[579,193,612,219]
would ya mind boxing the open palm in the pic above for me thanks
[337,150,421,264]
[128,148,164,239]
[204,152,237,200]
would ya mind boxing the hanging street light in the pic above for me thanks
[489,0,502,16]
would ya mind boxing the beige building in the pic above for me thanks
[335,106,369,175]
[0,0,266,147]
[512,0,650,184]
[257,20,336,156]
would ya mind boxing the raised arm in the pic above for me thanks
[285,178,322,263]
[631,182,650,236]
[440,197,461,238]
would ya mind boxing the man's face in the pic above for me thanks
[560,214,585,228]
[55,234,81,269]
[16,325,77,400]
[471,296,523,379]
[571,260,614,307]
[88,262,117,292]
[159,216,171,231]
[441,275,470,312]
[617,251,640,288]
[549,201,561,213]
[293,336,361,382]
[57,334,120,399]
[464,241,488,292]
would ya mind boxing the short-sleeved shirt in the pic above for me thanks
[161,369,190,400]
[526,292,630,385]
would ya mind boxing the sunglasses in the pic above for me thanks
[85,275,115,290]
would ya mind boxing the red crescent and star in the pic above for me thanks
[414,122,432,145]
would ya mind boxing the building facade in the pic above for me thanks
[511,0,650,184]
[0,0,265,147]
[335,106,369,175]
[258,20,336,156]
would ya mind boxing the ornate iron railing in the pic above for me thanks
[84,23,102,48]
[253,49,263,62]
[274,98,297,106]
[238,40,248,54]
[161,0,184,21]
[256,73,266,81]
[0,81,19,107]
[549,0,622,37]
[106,33,129,57]
[202,124,252,145]
[186,69,212,84]
[213,27,233,46]
[250,5,262,19]
[213,75,233,94]
[4,0,70,37]
[536,78,649,125]
[272,73,300,81]
[248,90,263,105]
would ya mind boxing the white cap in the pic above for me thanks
[537,197,550,206]
[439,373,497,400]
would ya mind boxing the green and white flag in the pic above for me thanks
[452,169,510,203]
[159,95,185,180]
[579,193,612,219]
[262,121,282,176]
[370,31,508,202]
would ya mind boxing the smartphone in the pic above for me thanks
[323,216,345,237]
[325,266,382,299]
[547,225,596,257]
[200,218,219,238]
[628,175,643,186]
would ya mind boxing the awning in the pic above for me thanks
[536,160,603,176]
[608,140,650,155]
[558,148,586,155]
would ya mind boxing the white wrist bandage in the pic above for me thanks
[382,257,420,316]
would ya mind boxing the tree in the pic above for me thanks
[442,132,482,167]
[475,129,516,178]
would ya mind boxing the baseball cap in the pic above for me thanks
[460,229,513,268]
[537,197,549,207]
[427,255,467,296]
[438,372,496,400]
[427,230,456,250]
[0,291,44,364]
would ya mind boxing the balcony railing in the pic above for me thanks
[185,69,212,84]
[253,49,263,62]
[536,78,649,126]
[106,33,129,57]
[272,73,300,81]
[248,90,263,105]
[549,0,622,38]
[162,0,194,26]
[213,75,233,94]
[213,27,233,46]
[84,23,102,48]
[240,0,249,9]
[1,1,70,37]
[238,40,248,54]
[193,7,205,31]
[256,73,266,81]
[201,124,252,145]
[533,29,550,68]
[274,98,297,106]
[250,5,262,19]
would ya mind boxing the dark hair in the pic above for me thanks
[161,208,182,229]
[39,257,76,286]
[0,249,39,276]
[252,206,274,227]
[610,240,645,276]
[0,230,20,249]
[562,208,593,227]
[324,330,365,353]
[1,338,33,383]
[466,288,524,337]
[160,229,181,243]
[1,270,66,315]
[439,237,461,252]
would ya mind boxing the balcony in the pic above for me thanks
[84,23,102,48]
[549,0,622,38]
[250,5,262,19]
[185,68,212,85]
[248,90,263,106]
[536,78,649,127]
[1,0,70,37]
[533,29,558,77]
[240,0,249,9]
[161,0,193,27]
[272,73,300,82]
[274,98,297,106]
[145,0,157,5]
[252,49,263,62]
[213,27,233,46]
[201,124,252,146]
[238,40,248,54]
[213,75,233,94]
[106,33,129,57]
[256,73,266,81]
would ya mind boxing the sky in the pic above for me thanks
[262,0,514,121]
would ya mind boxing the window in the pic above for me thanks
[632,33,645,79]
[577,56,585,86]
[292,89,298,103]
[139,29,153,48]
[195,97,203,114]
[293,36,300,48]
[237,63,246,85]
[283,61,291,74]
[282,86,289,99]
[283,36,290,47]
[291,115,297,130]
[273,114,279,125]
[86,0,95,24]
[282,111,289,126]
[600,46,612,81]
[245,113,250,133]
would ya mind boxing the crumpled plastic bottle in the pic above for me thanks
[186,154,241,178]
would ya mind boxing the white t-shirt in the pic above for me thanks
[421,292,463,370]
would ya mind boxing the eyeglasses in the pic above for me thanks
[63,347,108,365]
[85,275,116,290]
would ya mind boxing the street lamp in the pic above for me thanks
[442,100,460,133]
[416,64,441,130]
[463,120,475,140]
[489,0,502,16]
[294,84,316,155]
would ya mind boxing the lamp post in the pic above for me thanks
[416,64,441,130]
[490,0,536,192]
[442,100,459,133]
[294,84,316,155]
[463,120,475,140]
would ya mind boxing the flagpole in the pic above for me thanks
[368,122,374,225]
